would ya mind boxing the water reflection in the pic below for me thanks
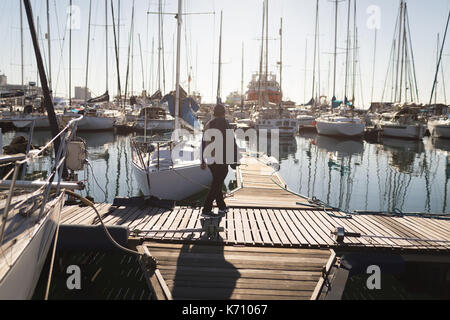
[379,138,425,174]
[1,129,449,213]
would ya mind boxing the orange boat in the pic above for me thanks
[246,73,282,105]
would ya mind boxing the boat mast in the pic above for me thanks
[105,0,109,97]
[430,9,450,106]
[158,0,162,92]
[20,0,25,106]
[175,0,182,132]
[69,0,72,106]
[216,11,223,104]
[23,0,61,153]
[279,17,283,110]
[311,0,320,107]
[85,0,92,104]
[395,0,404,103]
[344,0,351,102]
[257,0,265,109]
[46,0,52,96]
[332,0,338,101]
[241,42,244,109]
[352,0,357,105]
[139,33,145,92]
[111,0,122,107]
[265,0,269,106]
[312,0,319,106]
[304,40,308,104]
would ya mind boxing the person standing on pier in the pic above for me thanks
[201,104,239,217]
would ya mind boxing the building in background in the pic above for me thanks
[74,87,92,102]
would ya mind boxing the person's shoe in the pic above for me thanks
[201,211,215,218]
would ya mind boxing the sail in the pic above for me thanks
[331,97,342,108]
[304,98,315,106]
[149,90,162,101]
[161,87,200,128]
[87,91,109,104]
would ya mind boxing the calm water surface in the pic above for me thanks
[2,130,449,213]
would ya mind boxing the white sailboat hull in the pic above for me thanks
[0,195,64,300]
[78,116,115,131]
[381,123,426,139]
[133,162,213,201]
[135,120,175,132]
[255,119,298,137]
[428,122,450,139]
[13,117,50,129]
[316,120,365,137]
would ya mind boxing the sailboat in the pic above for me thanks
[376,0,426,140]
[63,0,115,132]
[429,117,450,139]
[315,0,365,138]
[253,2,298,137]
[131,0,212,201]
[1,0,83,299]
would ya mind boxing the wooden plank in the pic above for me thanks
[381,216,450,250]
[246,209,263,245]
[158,265,323,281]
[338,212,392,248]
[349,215,399,248]
[145,242,331,256]
[154,208,182,239]
[310,210,363,247]
[266,209,293,245]
[251,209,272,245]
[368,215,430,249]
[311,250,336,300]
[240,209,254,245]
[259,209,282,245]
[226,207,236,244]
[182,209,199,240]
[137,246,173,300]
[144,209,174,237]
[172,208,193,239]
[233,209,246,244]
[289,211,329,247]
[284,209,317,246]
[350,215,407,248]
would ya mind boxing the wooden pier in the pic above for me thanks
[60,155,450,300]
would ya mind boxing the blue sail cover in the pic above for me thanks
[161,93,200,128]
[332,98,342,108]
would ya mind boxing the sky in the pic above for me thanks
[1,0,450,109]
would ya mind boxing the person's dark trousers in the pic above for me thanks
[202,164,229,213]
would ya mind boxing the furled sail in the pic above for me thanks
[87,91,109,104]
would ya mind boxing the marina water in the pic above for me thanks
[2,130,449,214]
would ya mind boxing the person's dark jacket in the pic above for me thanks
[201,117,239,166]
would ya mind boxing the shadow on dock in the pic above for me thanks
[171,233,241,300]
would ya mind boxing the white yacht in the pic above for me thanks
[315,115,365,138]
[131,137,212,201]
[255,118,299,137]
[62,107,116,131]
[428,118,450,139]
[378,111,426,140]
[134,106,175,133]
[131,2,212,202]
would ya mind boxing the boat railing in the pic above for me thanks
[0,116,83,245]
[131,136,175,171]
